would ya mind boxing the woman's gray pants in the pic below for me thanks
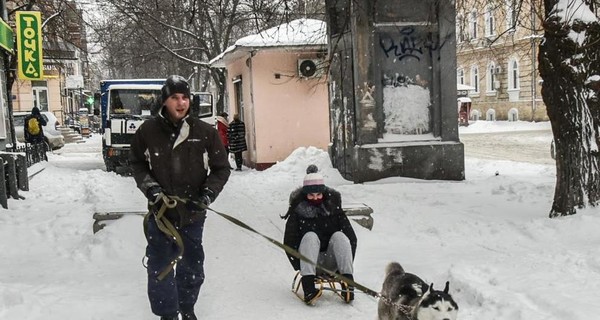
[299,231,353,276]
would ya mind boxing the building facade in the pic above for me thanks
[456,0,548,122]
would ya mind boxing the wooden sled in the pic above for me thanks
[292,271,353,305]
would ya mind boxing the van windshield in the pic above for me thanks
[110,89,161,117]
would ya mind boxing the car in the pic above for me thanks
[14,111,65,150]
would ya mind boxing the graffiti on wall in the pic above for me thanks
[379,26,448,62]
[359,83,377,129]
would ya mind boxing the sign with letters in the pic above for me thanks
[16,11,43,80]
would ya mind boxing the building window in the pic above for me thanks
[508,59,520,90]
[484,5,495,37]
[469,11,478,39]
[486,109,496,121]
[471,109,481,121]
[470,66,479,93]
[457,68,465,85]
[508,108,519,121]
[487,62,497,92]
[506,0,516,32]
[457,15,468,42]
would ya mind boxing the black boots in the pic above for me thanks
[340,274,355,303]
[159,312,196,320]
[301,275,322,304]
[182,312,197,320]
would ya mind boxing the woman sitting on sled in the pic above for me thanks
[282,165,358,305]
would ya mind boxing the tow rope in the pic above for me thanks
[188,197,381,299]
[144,194,414,316]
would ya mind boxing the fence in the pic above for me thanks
[0,142,47,209]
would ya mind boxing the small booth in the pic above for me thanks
[457,97,471,126]
[457,84,475,126]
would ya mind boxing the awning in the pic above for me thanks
[457,97,472,103]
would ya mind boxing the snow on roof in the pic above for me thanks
[457,83,476,91]
[210,18,327,67]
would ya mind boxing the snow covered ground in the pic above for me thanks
[1,121,598,320]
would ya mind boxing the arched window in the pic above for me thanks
[508,108,519,121]
[508,59,519,90]
[469,11,478,39]
[484,5,495,37]
[486,109,496,121]
[470,109,481,121]
[487,62,497,92]
[470,65,479,93]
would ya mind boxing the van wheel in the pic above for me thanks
[105,162,116,172]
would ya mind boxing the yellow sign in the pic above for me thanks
[16,11,43,80]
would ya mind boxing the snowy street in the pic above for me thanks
[1,121,599,320]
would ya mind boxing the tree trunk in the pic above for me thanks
[539,0,600,217]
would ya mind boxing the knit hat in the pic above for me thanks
[302,165,325,194]
[161,75,191,102]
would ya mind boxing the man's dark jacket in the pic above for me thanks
[130,110,231,226]
[282,186,358,271]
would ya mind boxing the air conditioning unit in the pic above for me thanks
[297,59,324,78]
[493,80,501,89]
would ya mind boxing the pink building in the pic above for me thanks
[210,19,330,170]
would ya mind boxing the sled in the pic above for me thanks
[92,211,146,233]
[343,203,374,230]
[292,271,353,305]
[92,204,373,233]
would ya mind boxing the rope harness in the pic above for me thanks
[143,194,416,316]
[143,194,183,281]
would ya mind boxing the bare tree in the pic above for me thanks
[89,0,325,112]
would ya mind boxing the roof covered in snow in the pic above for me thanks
[210,18,327,67]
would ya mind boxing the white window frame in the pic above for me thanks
[505,0,516,32]
[469,11,478,40]
[486,62,497,93]
[508,58,520,90]
[470,65,480,94]
[484,5,496,37]
[457,15,468,43]
[457,68,465,85]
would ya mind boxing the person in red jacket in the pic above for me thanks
[216,112,229,156]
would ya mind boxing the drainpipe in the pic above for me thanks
[530,2,537,122]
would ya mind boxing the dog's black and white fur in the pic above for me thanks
[377,262,458,320]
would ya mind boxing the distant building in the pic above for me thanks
[210,19,330,170]
[456,0,548,122]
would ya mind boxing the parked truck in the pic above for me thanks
[100,79,214,174]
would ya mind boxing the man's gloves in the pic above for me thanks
[200,188,215,206]
[146,185,163,205]
[186,188,216,212]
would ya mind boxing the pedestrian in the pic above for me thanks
[24,106,48,162]
[228,113,247,171]
[129,75,231,320]
[281,165,358,305]
[216,112,229,155]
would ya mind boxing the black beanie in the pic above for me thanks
[161,75,191,103]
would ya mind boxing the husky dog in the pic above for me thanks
[378,262,458,320]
